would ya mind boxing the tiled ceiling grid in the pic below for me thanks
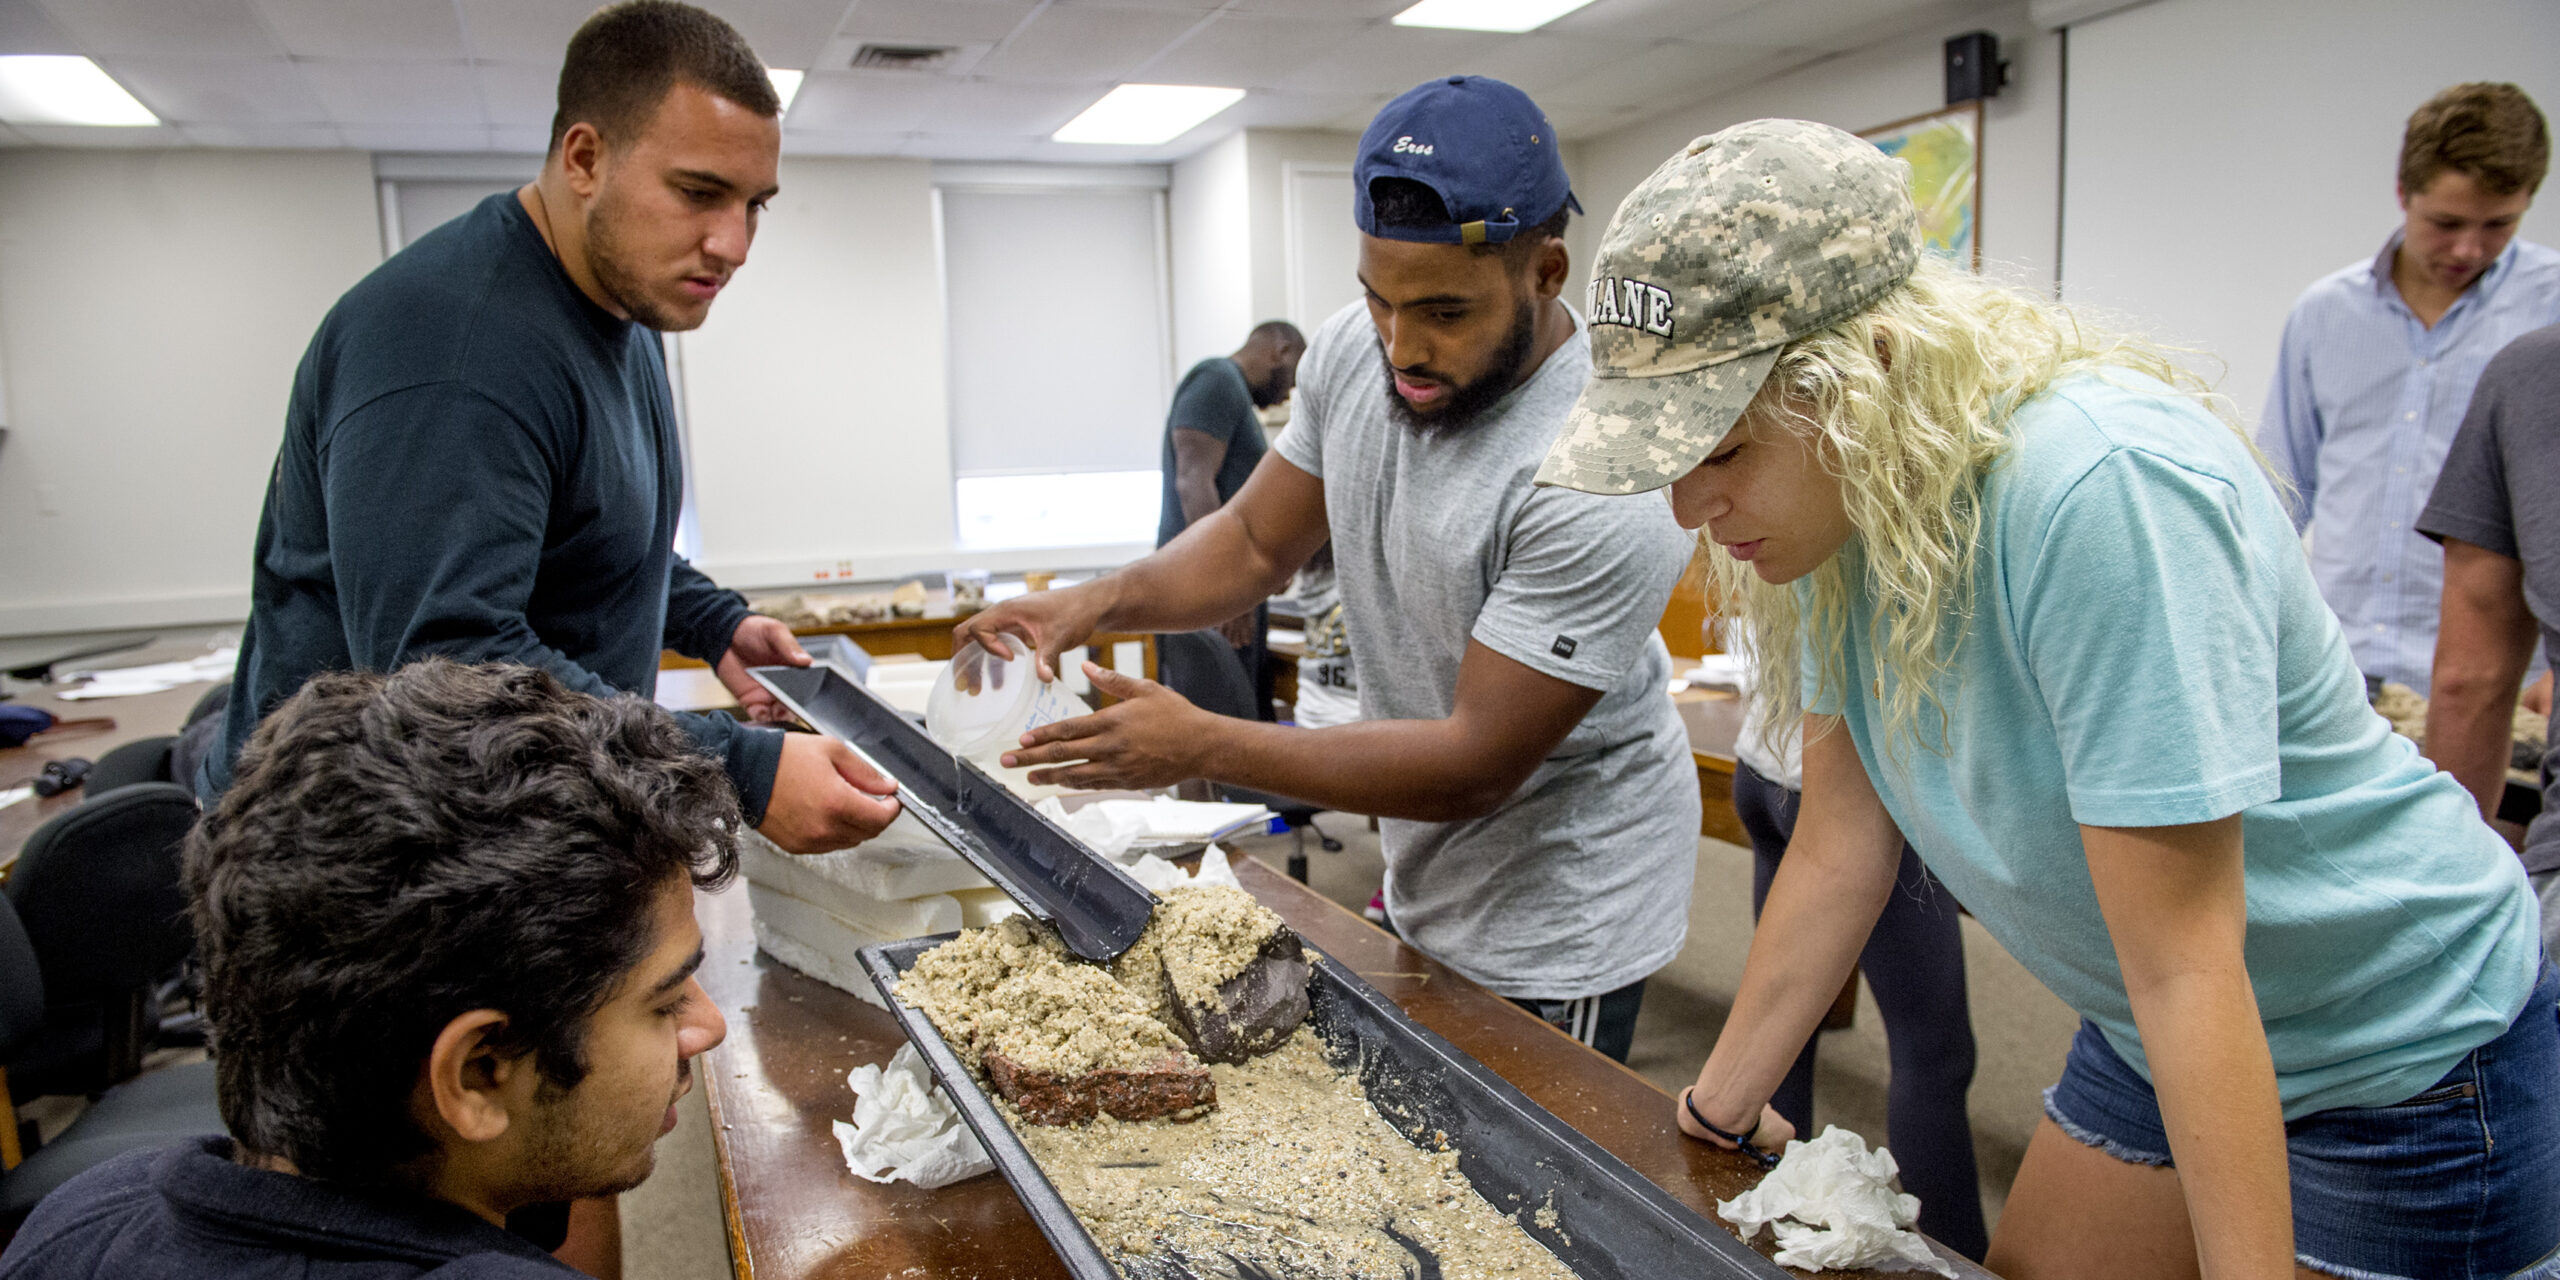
[0,0,1990,157]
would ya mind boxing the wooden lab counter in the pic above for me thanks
[697,851,1987,1279]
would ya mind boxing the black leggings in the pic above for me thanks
[1730,760,1989,1261]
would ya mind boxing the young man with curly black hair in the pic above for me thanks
[1,661,737,1278]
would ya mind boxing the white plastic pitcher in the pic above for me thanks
[925,640,1087,801]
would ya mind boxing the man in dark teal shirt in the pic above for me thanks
[206,0,898,858]
[1155,322,1303,719]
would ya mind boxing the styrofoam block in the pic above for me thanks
[739,815,991,903]
[952,886,1026,928]
[742,861,965,940]
[748,913,889,1009]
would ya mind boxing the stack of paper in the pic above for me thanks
[57,648,239,701]
[740,811,1019,1008]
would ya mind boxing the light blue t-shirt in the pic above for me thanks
[1808,372,2539,1118]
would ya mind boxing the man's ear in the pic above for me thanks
[556,122,608,201]
[420,1009,527,1146]
[1528,235,1572,303]
[2396,180,2411,211]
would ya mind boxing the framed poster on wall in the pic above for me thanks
[1860,101,1982,270]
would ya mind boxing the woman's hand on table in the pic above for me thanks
[1002,663,1213,790]
[1676,1085,1794,1160]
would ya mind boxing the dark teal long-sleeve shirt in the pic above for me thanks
[205,192,781,817]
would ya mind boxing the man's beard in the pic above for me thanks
[511,1057,691,1205]
[1382,297,1536,440]
[1248,367,1289,408]
[583,186,695,332]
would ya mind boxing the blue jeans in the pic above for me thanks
[2044,960,2560,1279]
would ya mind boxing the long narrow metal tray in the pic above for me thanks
[749,664,1157,960]
[858,936,1785,1280]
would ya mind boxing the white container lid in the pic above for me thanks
[926,640,1039,759]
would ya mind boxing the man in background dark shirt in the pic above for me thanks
[2417,321,2560,954]
[2,662,738,1280]
[1155,321,1303,718]
[204,0,898,859]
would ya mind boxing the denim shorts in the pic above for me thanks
[2042,960,2560,1279]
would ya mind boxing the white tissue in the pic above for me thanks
[1119,844,1245,894]
[834,1043,993,1190]
[1036,796,1147,861]
[1716,1127,1955,1277]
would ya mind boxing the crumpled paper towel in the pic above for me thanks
[1036,795,1148,861]
[1119,844,1244,894]
[833,1043,993,1189]
[1716,1126,1955,1276]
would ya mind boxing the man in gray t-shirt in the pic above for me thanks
[2417,321,2560,952]
[954,77,1698,1061]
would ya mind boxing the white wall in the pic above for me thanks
[1573,2,2061,296]
[2061,0,2560,422]
[1245,129,1362,326]
[1171,131,1251,373]
[676,156,959,587]
[0,149,381,636]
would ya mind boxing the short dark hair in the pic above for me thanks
[550,0,780,153]
[1247,320,1305,349]
[2401,82,2548,197]
[1366,176,1571,262]
[186,660,740,1188]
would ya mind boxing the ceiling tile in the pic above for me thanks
[1219,89,1378,132]
[777,129,908,157]
[696,0,846,70]
[836,0,1037,46]
[477,61,557,128]
[1538,99,1649,137]
[931,79,1108,135]
[248,0,465,61]
[1461,32,1666,97]
[1269,24,1506,96]
[972,5,1203,84]
[785,70,949,134]
[1221,0,1411,17]
[1541,39,1796,116]
[1546,0,1765,42]
[340,123,495,152]
[487,123,548,154]
[301,59,484,126]
[38,0,283,57]
[1707,0,1965,52]
[12,120,187,146]
[902,131,1037,161]
[1136,14,1369,90]
[0,0,80,54]
[0,122,30,145]
[455,0,594,65]
[99,55,329,124]
[179,120,343,147]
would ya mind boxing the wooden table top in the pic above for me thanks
[0,665,218,869]
[697,853,1986,1279]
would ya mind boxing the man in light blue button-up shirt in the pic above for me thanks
[2263,82,2559,695]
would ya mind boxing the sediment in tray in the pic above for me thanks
[901,887,1575,1279]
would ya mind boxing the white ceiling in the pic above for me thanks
[0,0,1992,158]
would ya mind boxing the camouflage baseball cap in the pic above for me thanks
[1536,118,1920,495]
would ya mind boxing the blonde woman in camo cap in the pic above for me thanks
[1542,119,2559,1280]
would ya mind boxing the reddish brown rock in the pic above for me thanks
[983,1051,1217,1125]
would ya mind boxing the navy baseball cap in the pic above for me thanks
[1354,75,1582,247]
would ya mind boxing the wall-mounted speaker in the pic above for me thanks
[1946,31,2009,105]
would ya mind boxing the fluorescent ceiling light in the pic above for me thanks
[767,68,803,114]
[0,56,157,127]
[1390,0,1600,32]
[1054,84,1244,146]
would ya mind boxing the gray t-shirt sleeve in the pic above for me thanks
[1276,304,1368,480]
[1471,486,1691,691]
[2418,351,2522,558]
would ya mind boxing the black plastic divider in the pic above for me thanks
[858,937,1783,1280]
[750,665,1157,960]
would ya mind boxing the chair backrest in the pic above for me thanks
[0,896,45,1061]
[84,735,177,796]
[6,783,199,1003]
[183,682,231,730]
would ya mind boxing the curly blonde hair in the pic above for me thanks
[1713,256,2261,767]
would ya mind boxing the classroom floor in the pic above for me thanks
[623,819,2084,1276]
